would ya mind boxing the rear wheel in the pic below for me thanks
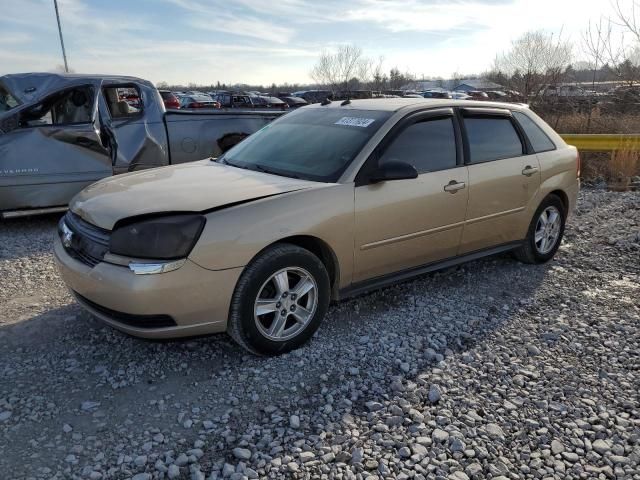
[515,195,566,264]
[227,243,330,355]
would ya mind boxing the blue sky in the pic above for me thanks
[0,0,619,86]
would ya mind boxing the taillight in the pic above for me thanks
[576,151,581,178]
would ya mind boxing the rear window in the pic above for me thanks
[464,116,524,163]
[513,111,556,153]
[0,83,20,113]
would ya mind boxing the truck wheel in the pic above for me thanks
[227,243,330,355]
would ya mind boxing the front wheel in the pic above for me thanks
[227,243,330,355]
[514,195,566,264]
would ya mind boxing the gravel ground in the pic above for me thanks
[0,188,638,480]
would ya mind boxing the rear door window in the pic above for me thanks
[513,111,556,153]
[463,116,524,163]
[103,85,143,119]
[380,117,457,173]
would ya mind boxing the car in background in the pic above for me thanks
[422,90,451,99]
[291,90,333,104]
[335,90,373,100]
[54,98,580,356]
[260,96,289,111]
[450,92,471,100]
[159,90,180,109]
[213,93,257,109]
[465,91,490,100]
[280,96,308,108]
[485,90,508,101]
[249,95,268,108]
[179,94,220,109]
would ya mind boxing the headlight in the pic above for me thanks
[110,214,206,260]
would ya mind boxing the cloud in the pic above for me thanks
[0,0,624,85]
[167,0,296,44]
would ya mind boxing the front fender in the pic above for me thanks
[188,183,355,288]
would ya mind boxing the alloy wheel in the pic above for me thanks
[254,267,318,341]
[534,206,562,254]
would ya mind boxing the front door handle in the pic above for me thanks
[444,180,466,193]
[522,165,539,176]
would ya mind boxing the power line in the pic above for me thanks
[53,0,69,73]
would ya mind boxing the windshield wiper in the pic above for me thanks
[221,158,250,170]
[253,164,301,179]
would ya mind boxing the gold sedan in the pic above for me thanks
[54,99,580,355]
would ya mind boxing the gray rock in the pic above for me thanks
[551,440,565,455]
[131,474,151,480]
[485,423,505,440]
[561,451,580,463]
[592,439,610,455]
[432,429,449,443]
[450,438,466,452]
[299,451,315,463]
[428,385,441,403]
[167,464,181,479]
[351,447,364,464]
[289,415,300,429]
[232,448,252,461]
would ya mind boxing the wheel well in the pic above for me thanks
[548,189,569,214]
[274,235,340,297]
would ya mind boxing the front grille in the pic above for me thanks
[75,293,177,328]
[59,211,110,267]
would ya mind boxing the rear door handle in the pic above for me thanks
[522,165,539,176]
[444,180,466,193]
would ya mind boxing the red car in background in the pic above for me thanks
[159,90,180,109]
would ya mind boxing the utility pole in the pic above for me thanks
[53,0,69,73]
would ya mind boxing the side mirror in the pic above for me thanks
[369,160,418,184]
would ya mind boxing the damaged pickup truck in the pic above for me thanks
[0,73,282,218]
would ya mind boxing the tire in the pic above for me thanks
[514,194,566,264]
[227,243,330,355]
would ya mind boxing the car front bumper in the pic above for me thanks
[54,234,242,339]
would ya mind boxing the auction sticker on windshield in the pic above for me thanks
[334,117,376,128]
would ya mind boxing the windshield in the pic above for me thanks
[0,83,20,114]
[219,107,391,182]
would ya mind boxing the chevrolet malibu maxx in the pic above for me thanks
[54,99,579,355]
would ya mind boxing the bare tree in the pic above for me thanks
[310,45,367,92]
[370,56,386,91]
[613,0,640,43]
[493,30,573,101]
[583,19,612,89]
[583,6,640,88]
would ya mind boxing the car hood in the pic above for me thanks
[71,160,321,230]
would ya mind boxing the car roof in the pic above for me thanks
[304,98,529,113]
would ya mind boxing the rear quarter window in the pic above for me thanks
[513,111,556,153]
